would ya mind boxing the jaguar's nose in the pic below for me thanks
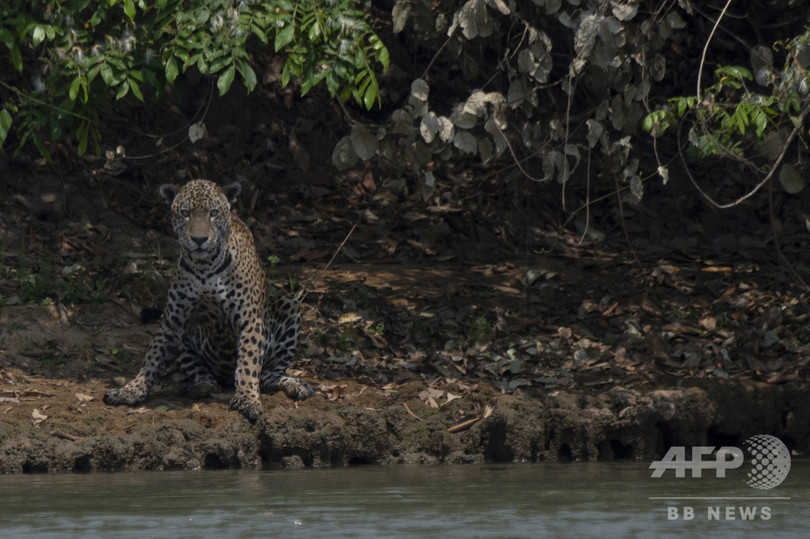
[190,236,208,248]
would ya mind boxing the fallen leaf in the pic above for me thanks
[701,265,732,273]
[508,378,531,390]
[405,238,436,255]
[338,312,362,324]
[767,372,794,384]
[418,387,443,408]
[698,316,717,331]
[319,383,348,401]
[188,122,206,143]
[361,162,377,192]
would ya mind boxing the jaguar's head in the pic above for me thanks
[159,180,241,258]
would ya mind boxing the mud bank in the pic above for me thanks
[1,377,807,473]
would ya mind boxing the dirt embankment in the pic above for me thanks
[2,295,809,474]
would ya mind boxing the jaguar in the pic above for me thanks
[103,179,313,421]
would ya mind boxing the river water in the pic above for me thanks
[0,460,807,538]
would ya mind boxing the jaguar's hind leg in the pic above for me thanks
[259,295,313,400]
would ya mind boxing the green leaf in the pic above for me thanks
[197,54,209,74]
[100,63,115,85]
[129,77,144,101]
[308,20,321,41]
[281,63,291,86]
[77,122,89,156]
[208,55,232,74]
[194,8,210,25]
[301,74,314,96]
[325,70,339,97]
[719,65,753,81]
[69,77,81,102]
[334,60,348,81]
[32,26,46,47]
[363,77,378,109]
[105,55,127,70]
[0,28,14,49]
[676,98,688,117]
[186,53,201,68]
[275,23,295,51]
[87,65,99,83]
[369,34,385,51]
[377,46,390,71]
[32,134,51,161]
[231,46,249,61]
[90,8,103,27]
[250,22,268,43]
[0,108,13,147]
[80,78,89,103]
[10,45,22,72]
[91,126,102,157]
[642,113,653,132]
[165,56,179,84]
[217,64,236,96]
[123,0,136,20]
[753,108,768,137]
[116,81,130,100]
[173,47,190,63]
[642,110,672,134]
[239,62,257,93]
[339,85,352,103]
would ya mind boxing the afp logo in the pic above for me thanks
[649,434,791,489]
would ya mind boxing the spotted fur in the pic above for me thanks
[103,179,312,421]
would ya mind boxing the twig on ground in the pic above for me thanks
[402,401,422,421]
[447,405,493,433]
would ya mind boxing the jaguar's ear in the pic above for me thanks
[223,182,242,205]
[159,184,179,205]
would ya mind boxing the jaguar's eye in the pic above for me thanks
[180,209,190,218]
[209,209,219,219]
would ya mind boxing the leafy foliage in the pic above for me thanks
[642,27,810,194]
[0,0,388,158]
[645,63,796,158]
[334,0,691,206]
[327,1,810,211]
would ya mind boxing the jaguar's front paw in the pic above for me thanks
[230,396,263,422]
[103,387,144,407]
